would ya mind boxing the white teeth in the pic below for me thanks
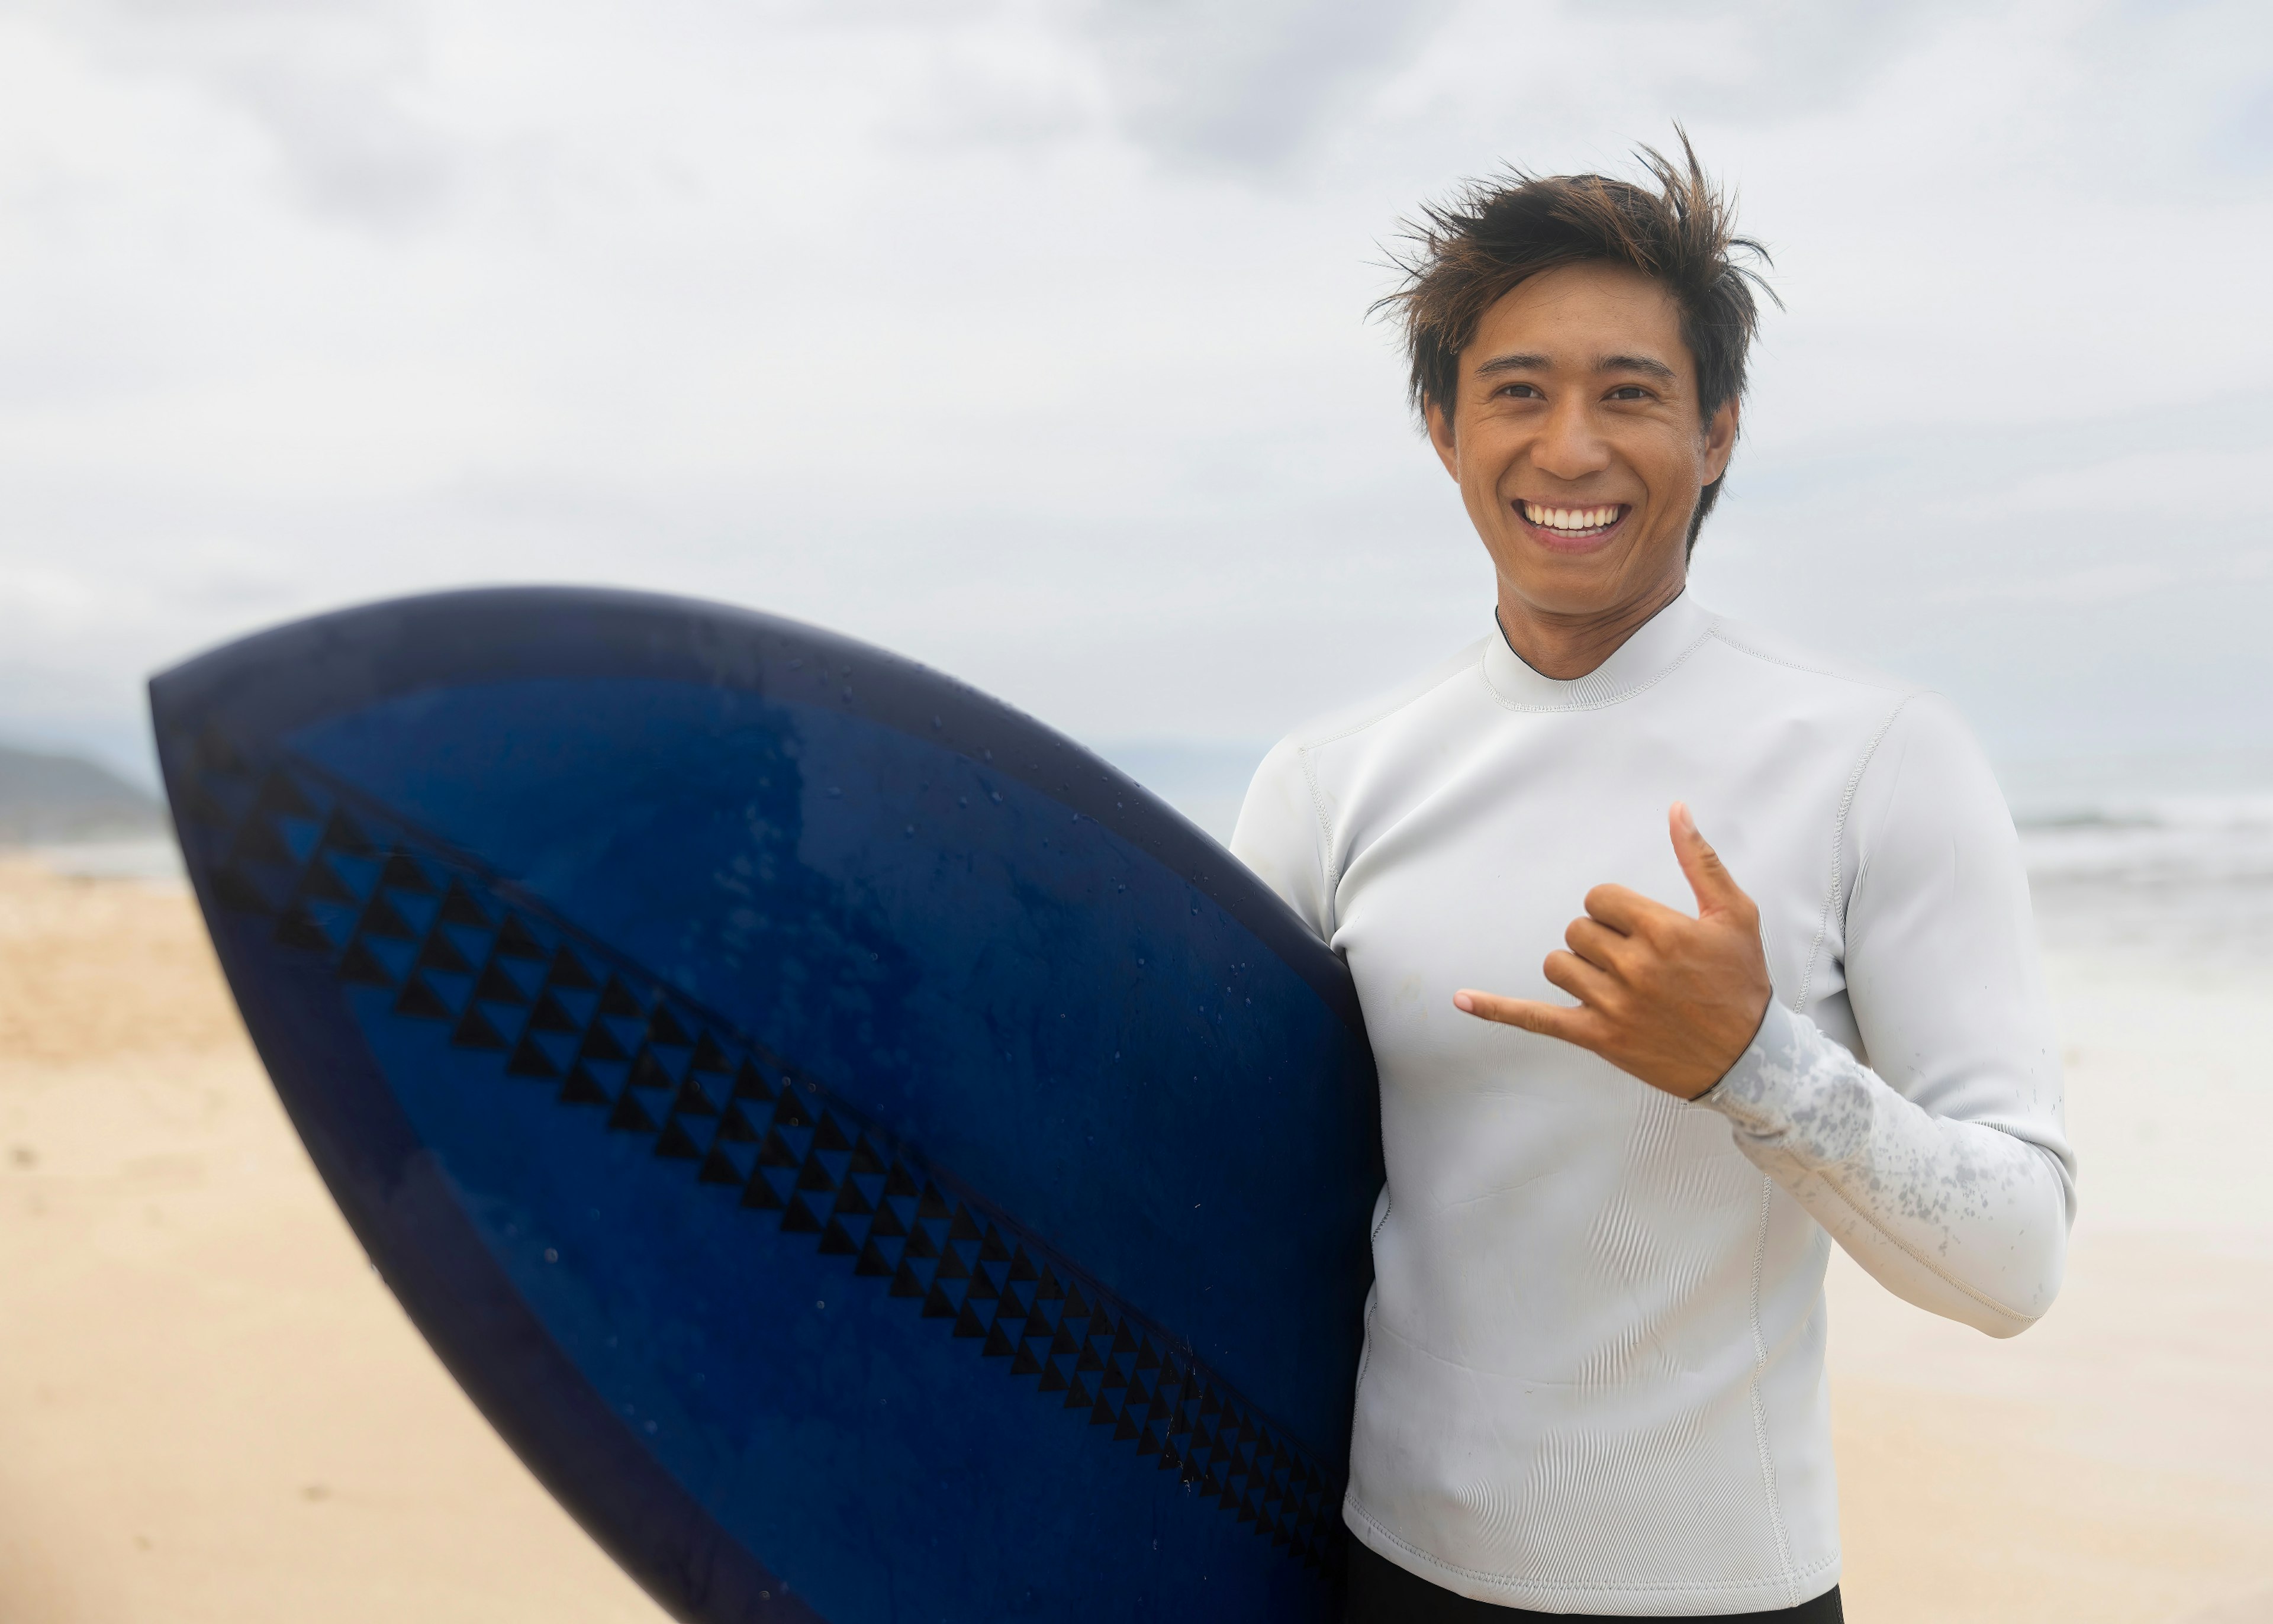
[1522,502,1618,531]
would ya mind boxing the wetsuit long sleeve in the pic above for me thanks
[1701,692,2075,1337]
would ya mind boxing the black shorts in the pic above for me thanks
[1344,1538,1844,1622]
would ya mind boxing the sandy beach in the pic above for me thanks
[0,855,2265,1622]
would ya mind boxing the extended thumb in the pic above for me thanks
[1670,801,1740,911]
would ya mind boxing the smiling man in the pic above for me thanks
[1232,144,2076,1620]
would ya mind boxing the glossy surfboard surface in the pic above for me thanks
[149,588,1380,1623]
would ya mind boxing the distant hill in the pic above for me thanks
[0,744,166,843]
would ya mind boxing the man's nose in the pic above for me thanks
[1531,398,1611,483]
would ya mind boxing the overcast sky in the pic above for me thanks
[3,0,2269,791]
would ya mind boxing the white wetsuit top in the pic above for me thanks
[1229,592,2076,1616]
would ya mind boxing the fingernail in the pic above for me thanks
[1453,991,1474,1013]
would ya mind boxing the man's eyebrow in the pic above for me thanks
[1470,350,1679,384]
[1472,352,1550,376]
[1598,353,1678,382]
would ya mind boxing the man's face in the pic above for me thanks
[1427,260,1737,620]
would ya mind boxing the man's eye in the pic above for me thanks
[1498,383,1542,399]
[1608,386,1650,401]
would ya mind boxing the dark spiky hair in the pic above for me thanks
[1377,131,1776,551]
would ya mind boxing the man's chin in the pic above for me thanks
[1502,537,1635,591]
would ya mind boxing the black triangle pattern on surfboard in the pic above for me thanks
[168,735,1344,1575]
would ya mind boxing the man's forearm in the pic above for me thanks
[1700,1000,2070,1337]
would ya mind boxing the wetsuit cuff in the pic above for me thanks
[1692,998,1801,1138]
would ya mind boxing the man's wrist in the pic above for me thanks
[1691,997,1791,1127]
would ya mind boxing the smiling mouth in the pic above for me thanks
[1518,500,1628,540]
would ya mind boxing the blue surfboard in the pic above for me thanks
[149,588,1380,1623]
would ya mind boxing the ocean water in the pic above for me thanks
[2023,795,2273,961]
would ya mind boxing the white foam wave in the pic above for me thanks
[2019,793,2273,887]
[2015,791,2273,960]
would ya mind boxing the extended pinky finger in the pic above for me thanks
[1453,989,1584,1042]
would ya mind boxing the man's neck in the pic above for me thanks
[1494,574,1688,681]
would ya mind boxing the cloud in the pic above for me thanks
[1926,549,2273,610]
[1985,446,2273,520]
[0,0,2268,784]
[4,0,461,228]
[1591,0,1980,124]
[1074,0,1462,172]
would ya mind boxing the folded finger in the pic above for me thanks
[1580,882,1663,933]
[1564,915,1630,972]
[1591,890,1700,940]
[1542,948,1617,1007]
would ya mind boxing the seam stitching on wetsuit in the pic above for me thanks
[1704,623,1920,694]
[1342,1498,1842,1595]
[1745,1172,1799,1606]
[1293,653,1476,937]
[1796,694,1914,1013]
[1299,649,1479,754]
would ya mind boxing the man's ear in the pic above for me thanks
[1425,397,1460,481]
[1701,397,1740,485]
